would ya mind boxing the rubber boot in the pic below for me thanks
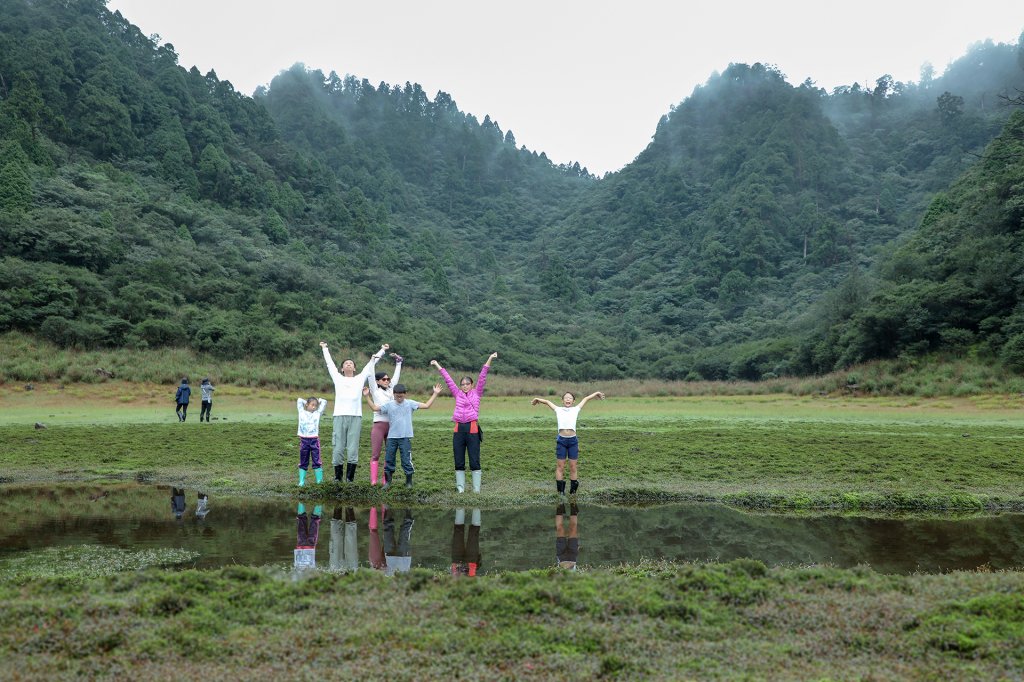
[314,468,323,484]
[313,505,322,518]
[455,470,465,493]
[334,465,344,481]
[405,473,413,489]
[370,461,379,485]
[297,502,306,515]
[369,507,378,530]
[346,463,357,483]
[569,479,579,495]
[383,470,392,489]
[471,470,481,493]
[556,480,566,495]
[298,468,307,487]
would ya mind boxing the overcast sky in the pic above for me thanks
[107,0,1024,175]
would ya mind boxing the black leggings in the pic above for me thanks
[200,401,212,421]
[176,402,188,420]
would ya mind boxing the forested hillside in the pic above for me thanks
[1,0,1022,380]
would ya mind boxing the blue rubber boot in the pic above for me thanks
[313,468,323,484]
[297,502,306,515]
[313,505,323,518]
[298,468,307,487]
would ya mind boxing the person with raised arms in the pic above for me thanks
[365,352,404,486]
[431,352,498,493]
[531,390,605,496]
[320,340,388,483]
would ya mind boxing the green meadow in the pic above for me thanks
[3,383,1024,679]
[3,382,1023,511]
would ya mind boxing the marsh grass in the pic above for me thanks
[0,560,1022,679]
[0,545,199,583]
[4,331,1024,397]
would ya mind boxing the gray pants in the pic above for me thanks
[332,415,362,465]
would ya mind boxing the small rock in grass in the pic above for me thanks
[34,422,46,429]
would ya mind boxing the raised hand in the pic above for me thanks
[433,383,443,394]
[429,359,440,368]
[319,341,328,348]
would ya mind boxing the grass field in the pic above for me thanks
[2,382,1023,511]
[3,382,1024,679]
[1,561,1022,680]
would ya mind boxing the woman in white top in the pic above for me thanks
[366,353,403,485]
[531,390,605,495]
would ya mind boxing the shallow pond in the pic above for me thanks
[1,483,1023,575]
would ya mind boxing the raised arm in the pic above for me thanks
[419,384,444,410]
[296,398,306,413]
[476,352,497,394]
[363,386,379,412]
[531,397,557,411]
[320,341,342,382]
[359,344,389,379]
[578,391,606,410]
[317,398,328,414]
[431,359,458,394]
[390,352,403,384]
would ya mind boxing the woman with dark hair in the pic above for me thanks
[365,353,403,485]
[430,352,498,493]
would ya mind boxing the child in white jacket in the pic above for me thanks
[297,397,328,486]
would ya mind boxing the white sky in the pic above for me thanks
[107,0,1024,175]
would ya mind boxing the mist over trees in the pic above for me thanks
[1,0,1023,380]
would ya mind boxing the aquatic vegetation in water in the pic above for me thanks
[0,544,199,583]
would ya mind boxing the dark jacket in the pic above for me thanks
[175,383,191,404]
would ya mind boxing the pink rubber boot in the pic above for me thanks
[370,460,379,486]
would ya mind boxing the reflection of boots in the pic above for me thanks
[570,503,579,516]
[334,465,344,481]
[556,503,566,516]
[298,468,307,487]
[471,470,481,493]
[454,508,465,525]
[455,470,465,493]
[333,506,344,520]
[313,505,322,517]
[471,508,481,526]
[345,507,355,523]
[370,461,379,485]
[314,468,323,484]
[346,463,356,483]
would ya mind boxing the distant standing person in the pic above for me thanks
[366,352,404,485]
[199,377,215,423]
[431,352,498,493]
[321,341,388,482]
[174,378,191,422]
[531,390,605,495]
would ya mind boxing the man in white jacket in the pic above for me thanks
[320,341,388,482]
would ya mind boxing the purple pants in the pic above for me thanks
[296,512,321,547]
[299,437,322,470]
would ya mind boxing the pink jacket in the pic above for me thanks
[438,365,489,423]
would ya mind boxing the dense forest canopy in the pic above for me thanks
[1,0,1023,380]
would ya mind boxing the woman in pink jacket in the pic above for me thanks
[430,352,498,493]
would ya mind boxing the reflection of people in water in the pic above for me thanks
[195,492,210,520]
[294,502,322,571]
[329,507,358,572]
[555,502,580,570]
[368,506,386,571]
[450,508,482,577]
[382,508,414,576]
[171,487,186,520]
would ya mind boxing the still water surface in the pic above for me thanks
[2,484,1023,575]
